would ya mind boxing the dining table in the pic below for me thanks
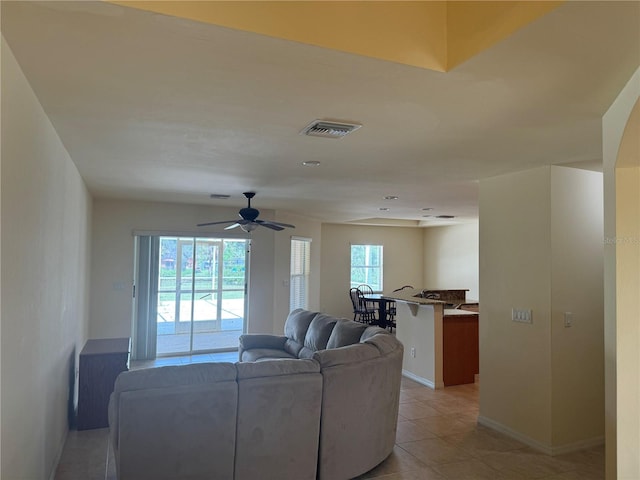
[362,293,389,329]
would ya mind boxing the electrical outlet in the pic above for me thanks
[410,347,416,358]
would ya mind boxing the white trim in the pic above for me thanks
[477,415,605,456]
[49,429,68,480]
[402,370,444,390]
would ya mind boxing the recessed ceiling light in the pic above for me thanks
[422,207,434,211]
[383,195,399,200]
[436,215,456,219]
[210,194,230,199]
[302,161,321,166]
[379,207,390,211]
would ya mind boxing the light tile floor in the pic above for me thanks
[55,353,604,480]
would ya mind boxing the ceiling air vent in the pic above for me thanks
[300,120,362,139]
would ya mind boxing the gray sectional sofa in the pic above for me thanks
[108,309,403,480]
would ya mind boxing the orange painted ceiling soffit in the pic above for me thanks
[108,1,562,72]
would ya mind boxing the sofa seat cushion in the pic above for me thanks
[241,348,296,362]
[326,320,368,349]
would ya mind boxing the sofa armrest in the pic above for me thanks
[238,334,287,360]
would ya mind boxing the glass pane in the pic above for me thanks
[156,236,247,356]
[221,290,244,332]
[178,292,193,326]
[350,244,383,291]
[222,240,246,290]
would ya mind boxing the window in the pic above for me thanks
[350,244,383,292]
[290,237,311,311]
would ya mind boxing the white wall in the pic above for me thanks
[550,166,604,447]
[395,302,443,389]
[90,199,277,340]
[1,40,92,480]
[603,66,640,480]
[423,223,479,301]
[479,165,605,453]
[319,224,424,319]
[479,166,553,447]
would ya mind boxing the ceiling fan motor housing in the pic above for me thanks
[240,207,260,222]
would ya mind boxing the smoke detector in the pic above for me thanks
[300,120,362,139]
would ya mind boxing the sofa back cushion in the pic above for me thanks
[363,330,401,355]
[326,320,368,349]
[312,342,380,368]
[110,363,238,480]
[299,313,338,358]
[284,308,318,357]
[235,359,322,480]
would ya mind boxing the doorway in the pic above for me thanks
[134,235,249,358]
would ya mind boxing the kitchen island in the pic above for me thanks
[384,289,479,388]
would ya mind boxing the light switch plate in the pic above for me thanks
[564,312,573,327]
[512,308,533,324]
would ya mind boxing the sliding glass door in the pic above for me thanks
[135,235,248,358]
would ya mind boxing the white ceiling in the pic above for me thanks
[2,1,639,225]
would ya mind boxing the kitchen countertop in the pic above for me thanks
[443,309,479,316]
[382,289,446,305]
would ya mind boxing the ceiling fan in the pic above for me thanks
[197,192,295,233]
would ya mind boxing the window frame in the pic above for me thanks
[290,236,312,311]
[350,244,383,293]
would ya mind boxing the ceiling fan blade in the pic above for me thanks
[197,219,236,227]
[199,192,292,233]
[257,222,285,231]
[256,219,295,229]
[263,220,296,229]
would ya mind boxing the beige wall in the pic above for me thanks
[319,224,424,319]
[90,199,278,341]
[479,166,554,447]
[1,40,92,479]
[603,66,640,479]
[395,302,443,388]
[479,165,605,452]
[423,223,479,301]
[550,166,604,447]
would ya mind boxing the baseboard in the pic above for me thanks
[48,428,69,480]
[478,415,604,456]
[548,435,605,456]
[401,370,444,389]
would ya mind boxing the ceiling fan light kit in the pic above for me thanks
[197,192,295,232]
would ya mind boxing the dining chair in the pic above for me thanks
[357,284,378,316]
[349,288,377,324]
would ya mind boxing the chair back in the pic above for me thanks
[349,288,362,313]
[357,284,374,295]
